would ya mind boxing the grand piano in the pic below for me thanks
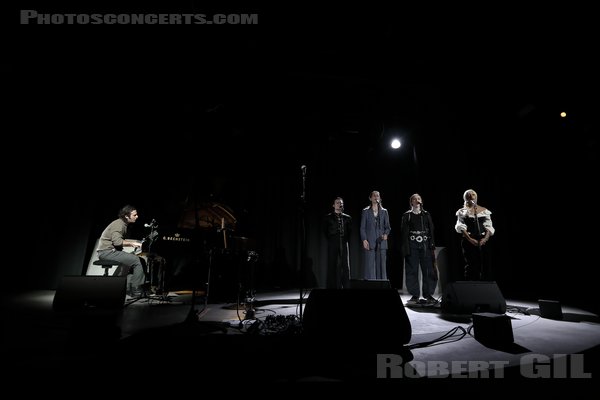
[150,202,256,303]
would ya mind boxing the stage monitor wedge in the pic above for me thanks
[53,276,127,313]
[303,288,412,348]
[442,281,506,314]
[472,312,514,344]
[538,299,563,320]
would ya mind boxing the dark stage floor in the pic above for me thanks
[2,287,599,392]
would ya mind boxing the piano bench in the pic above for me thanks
[93,259,118,277]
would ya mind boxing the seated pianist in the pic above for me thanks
[97,204,146,298]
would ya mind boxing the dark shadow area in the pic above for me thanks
[527,309,600,324]
[475,341,532,354]
[2,289,600,393]
[438,314,475,324]
[404,305,442,314]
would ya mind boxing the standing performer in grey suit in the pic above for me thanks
[360,190,391,280]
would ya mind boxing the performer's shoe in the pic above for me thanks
[406,295,420,305]
[127,286,145,299]
[425,295,439,306]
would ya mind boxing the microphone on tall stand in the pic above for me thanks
[470,199,477,215]
[301,165,307,176]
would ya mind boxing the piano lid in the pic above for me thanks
[177,202,237,231]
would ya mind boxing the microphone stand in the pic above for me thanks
[145,222,160,296]
[375,201,382,276]
[185,191,205,323]
[473,203,484,280]
[420,205,438,281]
[337,209,344,289]
[299,166,307,320]
[339,212,343,287]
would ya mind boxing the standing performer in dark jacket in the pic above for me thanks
[401,193,438,305]
[324,197,353,289]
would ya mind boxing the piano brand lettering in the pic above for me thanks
[161,234,191,243]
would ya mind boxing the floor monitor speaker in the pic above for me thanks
[303,288,412,346]
[53,276,127,312]
[538,299,563,320]
[472,312,514,344]
[442,281,506,314]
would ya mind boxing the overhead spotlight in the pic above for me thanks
[391,138,401,149]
